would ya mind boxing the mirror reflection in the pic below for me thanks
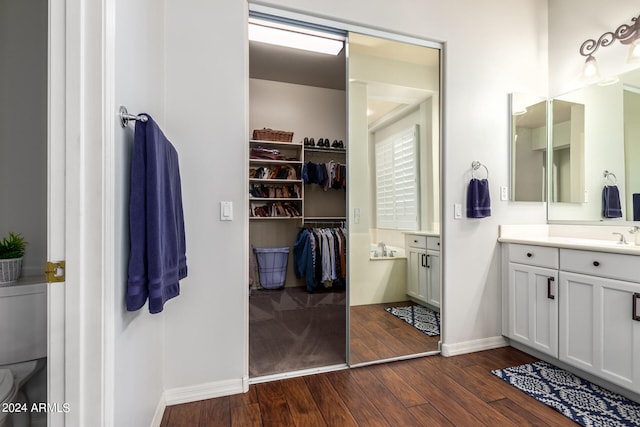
[348,33,441,365]
[510,93,547,202]
[548,67,640,222]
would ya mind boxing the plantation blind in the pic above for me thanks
[375,125,419,230]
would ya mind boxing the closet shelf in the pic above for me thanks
[249,198,303,202]
[304,147,346,154]
[249,178,303,183]
[250,216,303,220]
[249,158,303,165]
[250,139,303,149]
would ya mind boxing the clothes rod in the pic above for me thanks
[119,106,148,128]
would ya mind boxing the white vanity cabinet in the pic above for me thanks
[503,244,559,357]
[558,249,640,392]
[406,234,440,308]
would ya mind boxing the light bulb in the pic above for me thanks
[581,55,601,82]
[628,39,640,63]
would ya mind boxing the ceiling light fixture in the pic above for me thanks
[579,13,640,81]
[248,22,344,56]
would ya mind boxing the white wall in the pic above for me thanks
[549,1,640,96]
[0,0,47,276]
[162,0,249,393]
[112,1,165,425]
[156,0,549,397]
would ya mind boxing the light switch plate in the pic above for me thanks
[220,201,233,221]
[500,186,509,201]
[454,203,462,219]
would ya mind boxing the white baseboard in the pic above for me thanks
[163,377,246,406]
[150,394,166,427]
[441,336,508,357]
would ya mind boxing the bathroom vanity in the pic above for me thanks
[405,232,440,308]
[500,225,640,397]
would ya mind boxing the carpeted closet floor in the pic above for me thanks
[249,286,347,378]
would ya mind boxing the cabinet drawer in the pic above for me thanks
[560,249,640,283]
[406,235,427,249]
[508,244,558,269]
[427,237,440,251]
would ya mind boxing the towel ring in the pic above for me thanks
[471,161,489,179]
[603,170,617,186]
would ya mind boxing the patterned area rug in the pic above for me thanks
[492,361,640,427]
[385,305,440,336]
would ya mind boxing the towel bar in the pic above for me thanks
[119,106,148,128]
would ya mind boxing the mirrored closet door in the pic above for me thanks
[347,33,442,366]
[247,15,348,378]
[247,13,443,378]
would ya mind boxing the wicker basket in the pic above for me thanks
[0,257,23,284]
[252,128,294,142]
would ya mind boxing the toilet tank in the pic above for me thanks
[0,281,47,365]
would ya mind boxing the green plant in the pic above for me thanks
[0,232,26,259]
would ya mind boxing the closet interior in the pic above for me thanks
[248,16,348,378]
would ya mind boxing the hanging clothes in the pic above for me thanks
[302,161,347,190]
[293,227,346,292]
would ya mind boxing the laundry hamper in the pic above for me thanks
[253,247,289,289]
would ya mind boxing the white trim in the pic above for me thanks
[440,336,509,357]
[164,378,246,406]
[102,0,116,425]
[249,364,348,385]
[47,0,67,425]
[150,394,167,427]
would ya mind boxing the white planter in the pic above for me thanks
[0,257,23,284]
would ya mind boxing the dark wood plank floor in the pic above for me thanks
[160,346,576,426]
[349,301,439,365]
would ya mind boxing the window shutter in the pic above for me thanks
[375,125,419,230]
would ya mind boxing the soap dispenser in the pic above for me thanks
[630,226,640,245]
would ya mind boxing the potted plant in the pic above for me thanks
[0,232,26,284]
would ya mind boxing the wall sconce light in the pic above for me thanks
[579,13,640,82]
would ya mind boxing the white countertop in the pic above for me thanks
[404,230,440,237]
[499,224,640,255]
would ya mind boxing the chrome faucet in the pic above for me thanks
[377,242,387,257]
[612,232,627,244]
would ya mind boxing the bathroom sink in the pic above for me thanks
[547,237,634,247]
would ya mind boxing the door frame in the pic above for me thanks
[48,0,112,425]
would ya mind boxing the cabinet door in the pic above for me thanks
[407,248,427,302]
[559,271,640,392]
[426,250,440,308]
[507,263,558,357]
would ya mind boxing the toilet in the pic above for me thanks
[0,281,47,427]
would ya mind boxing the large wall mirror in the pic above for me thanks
[547,68,640,222]
[510,93,547,202]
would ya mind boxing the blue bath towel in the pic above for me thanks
[602,185,622,218]
[127,115,187,313]
[633,193,640,221]
[467,178,491,218]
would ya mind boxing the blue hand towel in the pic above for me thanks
[633,193,640,221]
[602,185,622,218]
[467,178,491,218]
[127,115,188,314]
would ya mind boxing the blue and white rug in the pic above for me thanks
[492,360,640,426]
[385,305,440,336]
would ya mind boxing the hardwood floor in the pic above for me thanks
[160,347,577,426]
[349,301,439,365]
